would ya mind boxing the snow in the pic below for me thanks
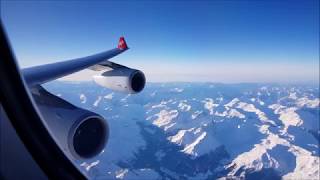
[151,101,168,109]
[181,132,207,156]
[80,93,87,103]
[296,97,319,108]
[191,110,202,119]
[215,108,245,119]
[237,102,276,125]
[80,160,100,171]
[44,82,320,180]
[269,104,303,135]
[168,129,188,145]
[227,101,319,179]
[178,100,191,112]
[104,92,114,100]
[289,92,298,99]
[202,98,219,115]
[163,122,176,131]
[171,87,184,93]
[93,96,102,107]
[283,147,320,179]
[225,98,240,107]
[226,133,289,176]
[115,169,129,179]
[152,110,178,128]
[258,99,265,106]
[115,168,160,179]
[228,109,245,119]
[120,94,131,102]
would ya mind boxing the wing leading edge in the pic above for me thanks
[22,37,128,87]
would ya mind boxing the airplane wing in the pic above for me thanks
[23,37,129,87]
[1,22,146,179]
[22,35,145,161]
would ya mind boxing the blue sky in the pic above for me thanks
[1,1,319,83]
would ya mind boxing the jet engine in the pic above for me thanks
[93,67,145,94]
[31,86,108,160]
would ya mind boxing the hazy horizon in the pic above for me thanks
[1,1,319,84]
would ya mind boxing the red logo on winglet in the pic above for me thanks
[118,37,128,50]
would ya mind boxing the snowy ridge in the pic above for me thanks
[44,82,319,179]
[181,131,207,156]
[152,109,179,130]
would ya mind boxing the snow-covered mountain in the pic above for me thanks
[44,82,319,180]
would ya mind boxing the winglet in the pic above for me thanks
[118,37,128,50]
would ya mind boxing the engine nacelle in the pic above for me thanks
[31,86,108,160]
[93,67,145,94]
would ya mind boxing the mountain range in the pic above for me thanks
[44,81,319,180]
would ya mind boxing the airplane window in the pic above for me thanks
[0,23,87,179]
[1,1,319,180]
